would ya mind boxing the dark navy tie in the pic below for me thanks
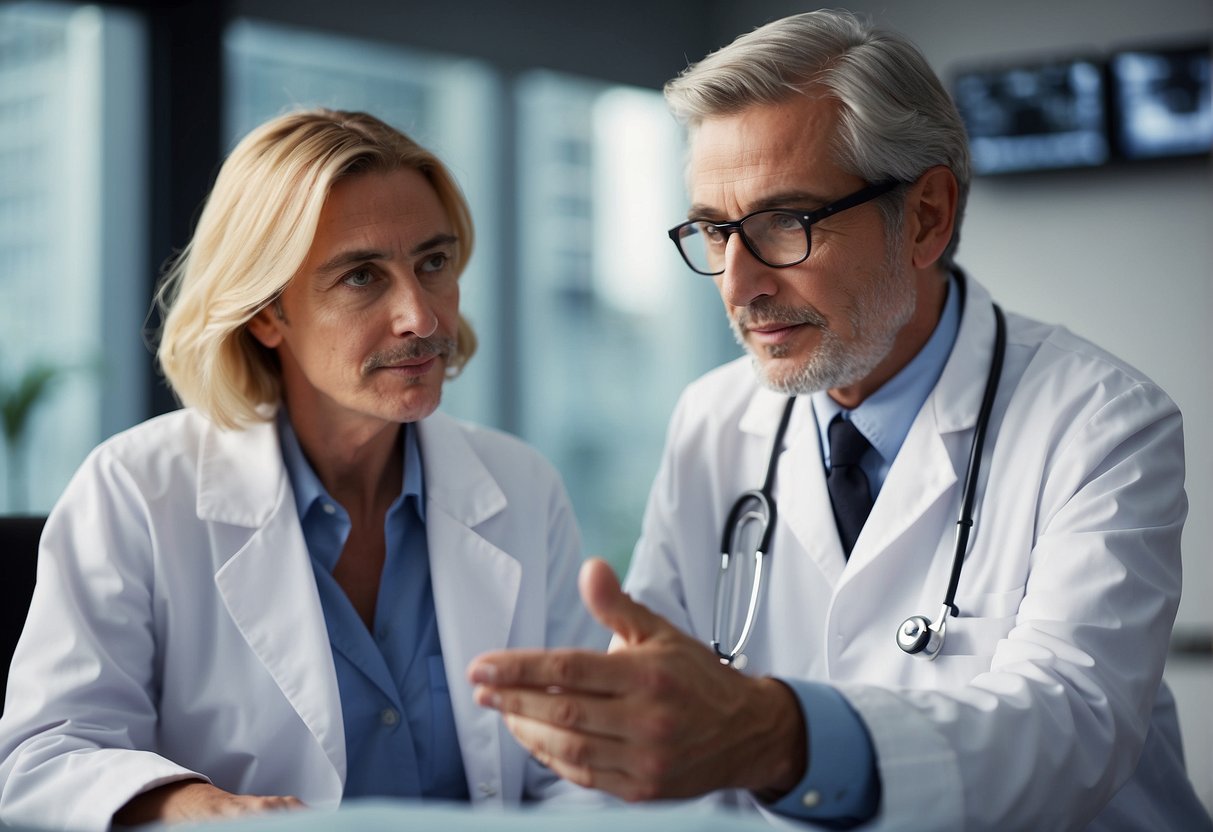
[827,416,874,557]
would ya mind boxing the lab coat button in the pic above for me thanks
[380,708,400,727]
[802,789,821,808]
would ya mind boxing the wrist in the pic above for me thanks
[745,676,808,799]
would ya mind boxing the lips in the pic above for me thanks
[378,355,439,376]
[362,335,457,376]
[745,321,811,345]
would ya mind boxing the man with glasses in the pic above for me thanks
[470,10,1210,830]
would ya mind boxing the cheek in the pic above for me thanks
[434,284,462,332]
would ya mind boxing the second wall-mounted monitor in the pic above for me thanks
[952,58,1109,175]
[1110,43,1212,160]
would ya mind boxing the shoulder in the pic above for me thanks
[668,356,762,436]
[1005,310,1177,415]
[451,414,559,473]
[426,410,567,494]
[74,409,278,508]
[78,409,210,485]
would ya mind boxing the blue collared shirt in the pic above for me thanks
[278,413,469,801]
[770,276,960,823]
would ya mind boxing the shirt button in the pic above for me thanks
[322,502,336,515]
[802,789,821,808]
[477,782,498,797]
[379,708,400,727]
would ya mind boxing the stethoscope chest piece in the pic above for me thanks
[896,611,946,659]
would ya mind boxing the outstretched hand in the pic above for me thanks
[467,558,805,802]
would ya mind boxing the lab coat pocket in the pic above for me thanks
[937,584,1025,658]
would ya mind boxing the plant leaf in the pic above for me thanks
[1,365,64,446]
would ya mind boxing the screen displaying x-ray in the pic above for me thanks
[1111,45,1212,160]
[953,59,1109,175]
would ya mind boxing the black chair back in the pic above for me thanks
[1,515,45,714]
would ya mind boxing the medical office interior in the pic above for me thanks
[0,0,1210,818]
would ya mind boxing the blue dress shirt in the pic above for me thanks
[770,275,960,824]
[278,413,469,801]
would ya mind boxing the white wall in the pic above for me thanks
[716,0,1213,811]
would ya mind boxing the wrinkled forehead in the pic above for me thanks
[685,96,852,213]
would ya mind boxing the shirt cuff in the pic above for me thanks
[766,679,880,825]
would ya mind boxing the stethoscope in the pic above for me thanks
[711,289,1007,665]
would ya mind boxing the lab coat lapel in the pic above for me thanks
[199,417,347,786]
[738,389,849,587]
[416,412,520,806]
[844,278,999,578]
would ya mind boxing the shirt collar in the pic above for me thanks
[277,410,426,522]
[811,272,961,464]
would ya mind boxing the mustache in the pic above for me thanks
[361,336,456,375]
[734,299,828,331]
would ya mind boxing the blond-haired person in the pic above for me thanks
[0,109,603,829]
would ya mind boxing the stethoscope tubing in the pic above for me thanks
[713,276,1007,664]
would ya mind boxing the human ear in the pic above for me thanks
[907,165,958,270]
[246,303,285,349]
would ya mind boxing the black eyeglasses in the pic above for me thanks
[667,180,903,276]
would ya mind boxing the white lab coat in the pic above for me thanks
[0,408,605,831]
[626,278,1209,831]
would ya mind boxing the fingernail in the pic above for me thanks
[469,663,497,685]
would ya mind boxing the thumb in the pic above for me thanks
[579,557,666,646]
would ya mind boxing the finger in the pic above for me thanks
[502,712,631,779]
[503,714,680,803]
[474,683,641,740]
[468,647,633,695]
[535,747,658,803]
[578,557,668,646]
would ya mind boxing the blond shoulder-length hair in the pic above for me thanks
[156,108,478,429]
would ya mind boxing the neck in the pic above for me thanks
[283,403,404,519]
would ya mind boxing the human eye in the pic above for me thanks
[340,267,375,288]
[419,251,450,274]
[771,212,803,232]
[695,222,727,248]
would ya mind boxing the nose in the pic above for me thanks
[389,275,439,339]
[717,232,777,308]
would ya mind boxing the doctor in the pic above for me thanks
[0,109,603,829]
[469,11,1211,830]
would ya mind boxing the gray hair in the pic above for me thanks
[664,10,971,268]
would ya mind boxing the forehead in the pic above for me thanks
[313,167,450,246]
[688,94,851,211]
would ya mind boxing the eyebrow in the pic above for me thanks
[313,233,459,275]
[687,190,834,221]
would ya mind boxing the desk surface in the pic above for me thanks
[121,798,787,832]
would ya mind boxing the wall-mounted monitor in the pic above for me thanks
[1110,43,1212,160]
[953,58,1109,175]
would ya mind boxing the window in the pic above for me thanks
[0,2,146,513]
[516,71,733,568]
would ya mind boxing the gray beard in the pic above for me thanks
[730,254,916,395]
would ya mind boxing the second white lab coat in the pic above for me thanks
[626,277,1208,831]
[0,408,605,831]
